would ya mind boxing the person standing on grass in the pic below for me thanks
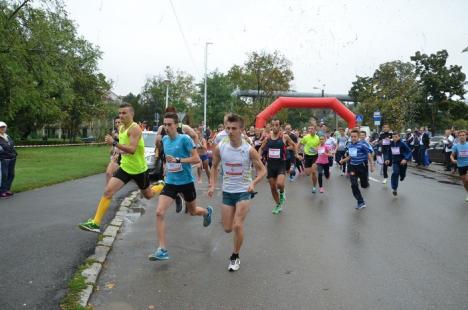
[0,121,17,198]
[78,103,163,233]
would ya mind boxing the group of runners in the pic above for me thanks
[78,103,468,272]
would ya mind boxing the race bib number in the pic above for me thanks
[308,146,317,154]
[254,140,261,146]
[318,147,325,155]
[459,150,468,158]
[166,162,183,173]
[391,147,400,155]
[225,162,243,176]
[339,142,345,147]
[382,139,390,146]
[349,148,358,157]
[269,148,281,159]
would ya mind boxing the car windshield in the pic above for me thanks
[142,132,156,148]
[430,136,443,142]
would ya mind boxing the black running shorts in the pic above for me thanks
[161,182,197,202]
[113,168,150,190]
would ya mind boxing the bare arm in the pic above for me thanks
[249,147,267,189]
[208,146,221,198]
[258,138,269,156]
[183,125,200,146]
[155,125,164,149]
[105,125,141,155]
[284,135,298,157]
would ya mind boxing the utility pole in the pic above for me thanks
[204,42,213,131]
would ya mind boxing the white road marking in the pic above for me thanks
[369,177,381,183]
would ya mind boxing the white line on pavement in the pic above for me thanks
[369,177,381,183]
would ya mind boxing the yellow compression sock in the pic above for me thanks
[151,181,165,195]
[93,196,112,225]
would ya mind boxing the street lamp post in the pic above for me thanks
[204,42,213,131]
[164,79,170,109]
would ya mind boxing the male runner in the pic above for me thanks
[378,124,393,184]
[300,125,320,193]
[148,112,213,261]
[259,119,297,214]
[339,130,374,209]
[208,113,266,271]
[451,130,468,202]
[79,103,163,233]
[284,124,299,181]
[335,128,348,175]
[385,132,412,196]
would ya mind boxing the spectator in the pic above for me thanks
[443,129,455,171]
[419,127,430,166]
[0,122,17,198]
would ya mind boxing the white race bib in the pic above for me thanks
[225,162,244,176]
[166,162,183,173]
[308,146,317,154]
[459,150,468,158]
[268,148,281,159]
[318,147,325,155]
[349,148,358,157]
[391,147,400,155]
[254,140,261,146]
[382,139,390,145]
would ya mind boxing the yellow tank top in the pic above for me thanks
[119,122,147,174]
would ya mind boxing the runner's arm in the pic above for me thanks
[450,147,457,164]
[250,147,267,186]
[258,138,269,156]
[115,125,141,154]
[183,125,200,146]
[155,125,164,149]
[284,135,298,157]
[208,146,221,196]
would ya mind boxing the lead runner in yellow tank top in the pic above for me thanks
[78,103,163,233]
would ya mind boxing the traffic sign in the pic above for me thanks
[374,120,381,126]
[356,114,364,122]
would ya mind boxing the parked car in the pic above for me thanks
[142,131,162,179]
[429,135,444,148]
[81,136,96,143]
[427,141,444,164]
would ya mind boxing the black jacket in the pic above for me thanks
[0,135,17,160]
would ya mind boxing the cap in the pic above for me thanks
[406,129,411,132]
[0,121,6,128]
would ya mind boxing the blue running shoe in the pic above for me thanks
[311,187,317,194]
[357,202,367,210]
[148,248,170,261]
[203,206,213,227]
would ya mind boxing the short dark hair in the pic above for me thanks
[226,113,244,128]
[393,132,400,136]
[360,130,367,136]
[164,112,179,123]
[271,118,281,125]
[165,106,177,113]
[350,129,359,135]
[119,103,133,112]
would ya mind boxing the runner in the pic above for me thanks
[300,125,320,193]
[335,128,348,176]
[105,117,121,184]
[155,107,199,213]
[450,130,468,202]
[284,124,299,181]
[360,130,374,181]
[339,129,374,209]
[316,135,334,193]
[195,126,210,184]
[148,112,213,261]
[259,119,297,214]
[385,132,412,196]
[378,124,393,184]
[208,113,266,272]
[79,103,164,233]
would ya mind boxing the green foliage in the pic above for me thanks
[349,51,466,132]
[0,1,110,140]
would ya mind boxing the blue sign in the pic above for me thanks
[356,114,364,122]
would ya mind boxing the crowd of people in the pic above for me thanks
[78,104,468,272]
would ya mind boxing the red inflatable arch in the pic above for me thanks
[255,97,356,129]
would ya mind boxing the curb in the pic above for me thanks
[408,164,459,179]
[78,190,142,307]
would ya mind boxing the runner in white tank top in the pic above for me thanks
[208,113,266,272]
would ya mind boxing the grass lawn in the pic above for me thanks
[13,145,110,192]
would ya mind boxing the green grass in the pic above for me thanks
[13,145,110,192]
[60,259,96,310]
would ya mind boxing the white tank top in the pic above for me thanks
[219,138,253,193]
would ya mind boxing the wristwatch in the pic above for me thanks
[112,140,118,147]
[176,157,181,163]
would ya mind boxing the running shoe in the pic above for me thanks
[319,187,324,193]
[465,194,468,202]
[203,206,213,227]
[382,178,388,184]
[400,176,405,182]
[151,180,165,195]
[175,194,183,213]
[272,204,281,214]
[0,193,9,198]
[357,202,367,210]
[228,258,240,272]
[148,247,170,261]
[311,187,317,194]
[392,190,398,196]
[78,219,100,233]
[279,192,286,205]
[5,191,13,197]
[340,171,344,176]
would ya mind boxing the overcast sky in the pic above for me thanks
[65,0,468,96]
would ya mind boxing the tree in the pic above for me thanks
[410,50,466,132]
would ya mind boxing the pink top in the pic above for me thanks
[316,144,332,164]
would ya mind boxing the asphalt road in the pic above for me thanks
[89,167,468,310]
[0,174,136,310]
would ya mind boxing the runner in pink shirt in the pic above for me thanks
[316,135,334,193]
